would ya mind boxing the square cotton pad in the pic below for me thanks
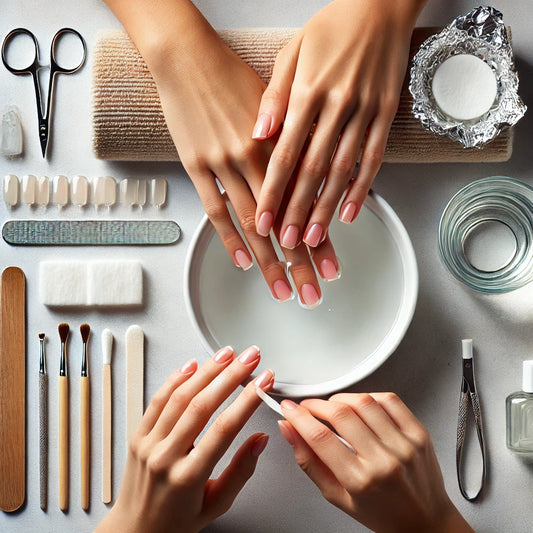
[39,260,143,306]
[39,261,88,306]
[87,260,143,306]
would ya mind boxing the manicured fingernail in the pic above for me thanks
[179,358,197,375]
[281,399,298,411]
[214,346,234,364]
[254,369,274,390]
[340,202,357,224]
[320,258,338,281]
[273,279,293,302]
[235,249,253,271]
[278,420,295,446]
[300,283,320,307]
[303,223,323,247]
[251,433,269,457]
[239,345,261,365]
[281,224,300,249]
[252,113,272,139]
[257,211,274,237]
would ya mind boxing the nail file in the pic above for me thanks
[102,329,113,504]
[126,325,144,445]
[2,220,181,245]
[255,387,354,451]
[0,267,26,512]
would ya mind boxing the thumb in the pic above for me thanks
[252,36,301,140]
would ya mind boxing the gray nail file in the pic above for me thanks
[2,220,181,245]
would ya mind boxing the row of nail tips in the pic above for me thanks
[3,175,168,208]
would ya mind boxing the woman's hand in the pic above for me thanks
[105,0,337,305]
[278,392,474,533]
[96,346,274,533]
[253,0,425,248]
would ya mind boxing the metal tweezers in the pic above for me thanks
[456,339,487,501]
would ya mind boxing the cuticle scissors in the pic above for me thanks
[1,28,86,158]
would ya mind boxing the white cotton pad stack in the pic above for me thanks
[39,260,143,307]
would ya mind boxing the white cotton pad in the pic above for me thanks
[88,260,143,306]
[432,54,497,121]
[39,261,88,306]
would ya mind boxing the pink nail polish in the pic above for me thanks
[273,279,293,302]
[278,420,295,446]
[281,399,298,410]
[281,225,300,249]
[303,223,323,247]
[257,211,274,237]
[320,258,338,281]
[251,433,269,457]
[239,345,261,365]
[254,369,274,389]
[179,359,197,375]
[235,249,253,270]
[252,114,272,139]
[214,346,234,364]
[340,202,357,224]
[300,283,320,307]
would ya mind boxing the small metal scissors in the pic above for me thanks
[2,28,86,157]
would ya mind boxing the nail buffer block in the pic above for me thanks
[0,267,26,512]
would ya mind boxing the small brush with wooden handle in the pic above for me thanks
[58,323,70,512]
[80,323,91,511]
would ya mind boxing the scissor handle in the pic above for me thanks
[50,28,87,75]
[1,27,40,74]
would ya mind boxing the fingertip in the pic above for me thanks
[256,210,274,237]
[251,433,269,457]
[252,113,273,140]
[277,420,296,446]
[339,202,358,224]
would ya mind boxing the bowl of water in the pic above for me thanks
[185,191,418,397]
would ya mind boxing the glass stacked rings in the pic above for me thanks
[439,176,533,292]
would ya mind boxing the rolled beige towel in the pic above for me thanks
[91,27,512,163]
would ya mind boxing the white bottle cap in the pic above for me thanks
[522,360,533,393]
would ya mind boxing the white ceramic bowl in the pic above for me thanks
[184,191,418,397]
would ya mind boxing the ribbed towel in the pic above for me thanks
[92,27,512,163]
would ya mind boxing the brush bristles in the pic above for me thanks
[58,323,70,342]
[38,333,45,340]
[80,323,91,343]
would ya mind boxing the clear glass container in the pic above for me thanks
[438,176,533,292]
[506,361,533,454]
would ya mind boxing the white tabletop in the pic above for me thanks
[1,1,532,532]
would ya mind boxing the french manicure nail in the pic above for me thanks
[251,433,269,457]
[278,421,295,446]
[281,225,300,249]
[301,284,320,307]
[320,258,338,281]
[303,223,323,247]
[179,359,197,375]
[235,249,253,270]
[340,202,357,224]
[257,211,274,237]
[252,113,272,139]
[254,369,274,390]
[214,346,234,364]
[273,279,293,302]
[239,345,261,365]
[281,399,298,410]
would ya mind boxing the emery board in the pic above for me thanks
[2,220,181,245]
[126,325,144,445]
[0,267,26,512]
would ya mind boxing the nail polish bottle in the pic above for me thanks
[506,360,533,454]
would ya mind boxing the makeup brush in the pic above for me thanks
[38,333,48,511]
[58,322,69,512]
[80,323,91,511]
[101,329,113,504]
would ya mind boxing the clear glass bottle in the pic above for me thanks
[506,360,533,454]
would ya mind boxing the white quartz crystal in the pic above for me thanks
[0,106,23,158]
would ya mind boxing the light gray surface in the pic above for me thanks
[1,1,532,531]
